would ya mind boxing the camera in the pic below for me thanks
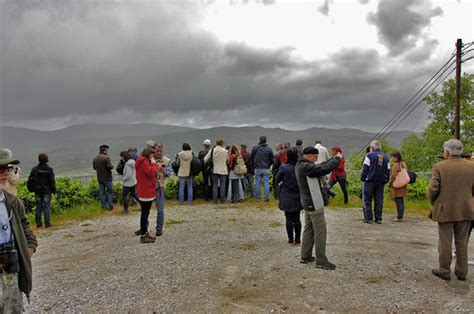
[327,189,337,198]
[0,247,20,273]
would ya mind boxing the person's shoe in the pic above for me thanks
[300,257,316,264]
[264,199,270,202]
[156,230,163,237]
[468,259,474,266]
[123,209,129,214]
[431,269,451,281]
[36,224,43,228]
[45,224,52,228]
[294,240,301,245]
[134,229,141,236]
[316,261,336,270]
[287,240,294,245]
[108,206,114,211]
[140,232,155,243]
[375,220,382,224]
[455,271,466,281]
[364,220,373,224]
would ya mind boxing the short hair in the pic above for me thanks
[296,139,303,146]
[315,140,322,145]
[216,139,224,146]
[182,143,191,151]
[443,139,463,156]
[128,146,137,153]
[38,153,49,165]
[141,147,155,158]
[391,151,403,162]
[370,140,381,151]
[259,136,267,144]
[120,151,131,161]
[240,144,247,149]
[286,148,299,165]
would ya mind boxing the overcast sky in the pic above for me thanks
[0,0,473,132]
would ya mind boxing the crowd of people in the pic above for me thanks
[0,136,472,309]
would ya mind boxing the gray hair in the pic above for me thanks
[370,140,381,151]
[443,139,463,156]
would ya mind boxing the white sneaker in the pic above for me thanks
[468,259,474,266]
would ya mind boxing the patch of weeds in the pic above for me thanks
[63,234,75,238]
[165,219,186,226]
[228,218,237,222]
[81,229,95,233]
[269,221,283,227]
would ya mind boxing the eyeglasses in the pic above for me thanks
[0,167,13,174]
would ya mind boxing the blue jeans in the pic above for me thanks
[363,181,385,222]
[99,180,114,209]
[156,187,165,232]
[254,168,270,201]
[35,194,51,227]
[212,174,227,203]
[179,177,193,203]
[395,197,404,219]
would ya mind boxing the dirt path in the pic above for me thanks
[25,204,474,312]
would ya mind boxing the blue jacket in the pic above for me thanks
[275,164,302,213]
[249,143,274,169]
[361,150,390,184]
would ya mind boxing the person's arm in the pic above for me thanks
[50,168,57,195]
[93,157,96,170]
[360,155,370,181]
[249,147,256,166]
[204,149,212,163]
[428,165,441,204]
[16,199,38,256]
[304,157,341,178]
[275,167,284,185]
[106,156,113,170]
[122,163,132,182]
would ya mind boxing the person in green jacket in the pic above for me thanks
[0,148,38,312]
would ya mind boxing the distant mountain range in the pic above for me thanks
[0,123,412,175]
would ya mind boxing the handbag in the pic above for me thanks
[392,163,410,188]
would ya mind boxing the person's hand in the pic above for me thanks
[336,152,343,159]
[150,157,156,164]
[28,248,35,258]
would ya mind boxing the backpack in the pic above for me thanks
[234,155,247,175]
[171,154,180,175]
[408,170,417,184]
[116,160,125,176]
[190,153,203,177]
[27,170,36,193]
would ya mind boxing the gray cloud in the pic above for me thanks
[0,0,451,132]
[357,0,370,4]
[367,0,442,56]
[318,0,333,16]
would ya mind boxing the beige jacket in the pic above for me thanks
[204,145,229,175]
[178,151,193,177]
[428,157,474,222]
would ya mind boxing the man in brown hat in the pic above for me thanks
[93,144,114,210]
[0,148,38,311]
[429,139,474,281]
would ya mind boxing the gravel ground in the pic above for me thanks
[24,203,474,313]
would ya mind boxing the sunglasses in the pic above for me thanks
[0,166,14,174]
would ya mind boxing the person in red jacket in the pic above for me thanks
[329,146,348,205]
[135,147,160,243]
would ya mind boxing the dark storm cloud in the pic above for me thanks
[0,0,448,131]
[367,0,443,56]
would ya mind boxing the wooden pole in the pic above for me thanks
[454,38,462,139]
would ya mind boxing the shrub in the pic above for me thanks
[54,177,86,213]
[16,181,36,212]
[84,179,99,200]
[113,182,123,204]
[164,176,179,200]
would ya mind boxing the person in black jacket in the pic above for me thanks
[295,147,341,270]
[249,136,274,201]
[28,153,56,228]
[276,148,302,245]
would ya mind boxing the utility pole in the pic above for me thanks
[454,38,462,139]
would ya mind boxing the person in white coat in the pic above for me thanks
[120,151,138,214]
[204,139,228,204]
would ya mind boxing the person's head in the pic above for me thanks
[370,140,381,152]
[128,146,138,154]
[275,143,282,151]
[391,151,403,163]
[203,139,211,148]
[331,146,342,157]
[229,145,239,155]
[443,139,463,159]
[99,144,109,154]
[141,147,155,159]
[0,149,19,188]
[146,140,157,149]
[154,147,163,159]
[156,143,163,151]
[303,147,319,163]
[286,147,299,165]
[38,153,49,165]
[259,136,267,144]
[366,146,371,154]
[240,144,247,151]
[216,139,224,147]
[182,143,191,151]
[315,140,322,145]
[296,139,303,146]
[120,151,131,162]
[284,143,291,150]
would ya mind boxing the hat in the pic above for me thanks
[0,149,20,166]
[99,144,109,151]
[146,140,156,148]
[303,147,319,155]
[203,139,211,146]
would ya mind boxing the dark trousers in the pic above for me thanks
[329,175,348,204]
[469,221,473,239]
[140,200,153,235]
[212,174,227,203]
[395,197,404,219]
[35,193,51,227]
[202,172,212,201]
[230,179,240,202]
[285,211,301,243]
[122,185,138,212]
[363,182,385,222]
